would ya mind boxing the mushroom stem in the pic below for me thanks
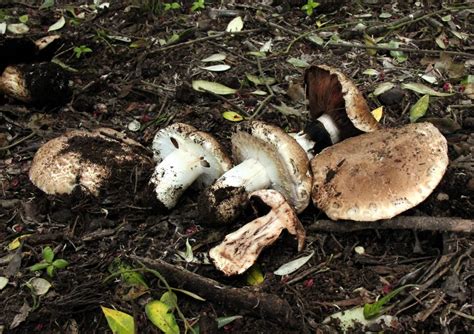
[215,158,271,192]
[289,132,315,159]
[150,149,206,209]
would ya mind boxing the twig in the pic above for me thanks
[307,216,474,233]
[0,132,36,151]
[147,29,261,56]
[128,255,298,328]
[250,57,275,118]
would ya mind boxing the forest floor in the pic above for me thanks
[0,1,473,333]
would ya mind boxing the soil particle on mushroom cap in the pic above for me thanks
[29,128,153,197]
[311,122,449,221]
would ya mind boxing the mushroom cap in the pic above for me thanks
[305,65,380,133]
[0,66,30,102]
[29,128,151,196]
[311,122,449,221]
[232,121,312,213]
[151,123,232,188]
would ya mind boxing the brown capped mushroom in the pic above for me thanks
[29,128,152,196]
[209,189,306,276]
[291,64,380,158]
[199,120,312,225]
[311,122,449,221]
[150,123,232,209]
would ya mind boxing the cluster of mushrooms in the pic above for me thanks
[27,65,449,276]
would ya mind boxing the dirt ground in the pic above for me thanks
[0,1,473,333]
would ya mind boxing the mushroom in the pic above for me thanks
[0,62,71,106]
[291,64,380,158]
[29,128,152,196]
[150,123,232,209]
[311,122,449,221]
[209,189,306,276]
[199,120,312,225]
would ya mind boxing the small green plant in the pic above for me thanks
[29,246,69,278]
[164,2,181,10]
[302,0,319,16]
[191,0,205,12]
[73,45,92,58]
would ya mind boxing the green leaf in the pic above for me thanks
[245,264,264,286]
[145,300,179,334]
[287,57,309,68]
[192,80,237,95]
[48,16,65,32]
[39,0,55,10]
[46,265,55,277]
[29,262,50,272]
[0,277,9,290]
[363,285,417,319]
[52,259,69,269]
[172,288,206,301]
[19,15,28,23]
[402,82,453,97]
[222,111,244,122]
[160,291,178,310]
[217,315,243,328]
[108,258,148,289]
[409,95,429,123]
[373,82,395,96]
[42,247,54,263]
[245,73,276,86]
[101,306,135,334]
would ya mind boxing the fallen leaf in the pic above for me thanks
[7,23,29,34]
[160,291,178,310]
[10,303,32,329]
[435,33,448,49]
[373,82,395,96]
[323,306,397,331]
[0,277,8,290]
[171,288,206,301]
[306,34,324,45]
[48,16,65,32]
[201,53,226,62]
[246,264,264,286]
[363,69,379,76]
[274,251,314,276]
[200,64,231,72]
[192,80,237,95]
[101,306,135,334]
[222,111,244,122]
[371,106,383,122]
[145,300,179,334]
[402,82,454,97]
[409,95,430,123]
[246,73,276,86]
[226,16,243,32]
[7,234,31,251]
[29,277,52,296]
[287,57,309,68]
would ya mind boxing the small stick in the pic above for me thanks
[0,132,36,151]
[129,255,298,328]
[307,216,474,233]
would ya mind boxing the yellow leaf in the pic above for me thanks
[371,106,383,122]
[245,264,264,286]
[363,34,377,57]
[7,234,32,251]
[145,300,179,334]
[101,306,135,334]
[222,111,244,122]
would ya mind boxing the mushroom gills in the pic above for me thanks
[150,149,210,209]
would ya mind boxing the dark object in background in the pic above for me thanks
[378,87,405,106]
[272,0,346,13]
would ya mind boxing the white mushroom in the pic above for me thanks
[199,120,312,225]
[311,122,449,221]
[291,64,380,158]
[150,123,232,209]
[209,189,306,276]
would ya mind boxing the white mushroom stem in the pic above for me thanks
[214,158,271,192]
[209,189,306,276]
[150,149,206,209]
[289,132,315,160]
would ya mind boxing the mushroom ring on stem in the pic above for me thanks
[209,189,306,276]
[29,128,152,196]
[311,122,449,221]
[150,123,232,209]
[199,120,312,225]
[291,64,380,158]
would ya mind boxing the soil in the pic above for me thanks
[0,1,473,333]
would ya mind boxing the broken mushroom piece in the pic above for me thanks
[0,62,71,106]
[311,122,449,221]
[199,120,312,225]
[150,123,232,209]
[29,128,152,196]
[291,64,380,158]
[209,189,306,276]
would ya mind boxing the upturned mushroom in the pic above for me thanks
[199,120,312,225]
[291,64,380,158]
[311,122,449,221]
[29,128,152,196]
[150,123,232,209]
[209,189,306,276]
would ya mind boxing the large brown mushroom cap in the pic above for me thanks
[29,128,151,196]
[311,122,448,221]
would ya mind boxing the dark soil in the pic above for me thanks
[1,1,473,333]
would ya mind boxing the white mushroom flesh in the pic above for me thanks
[212,158,271,192]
